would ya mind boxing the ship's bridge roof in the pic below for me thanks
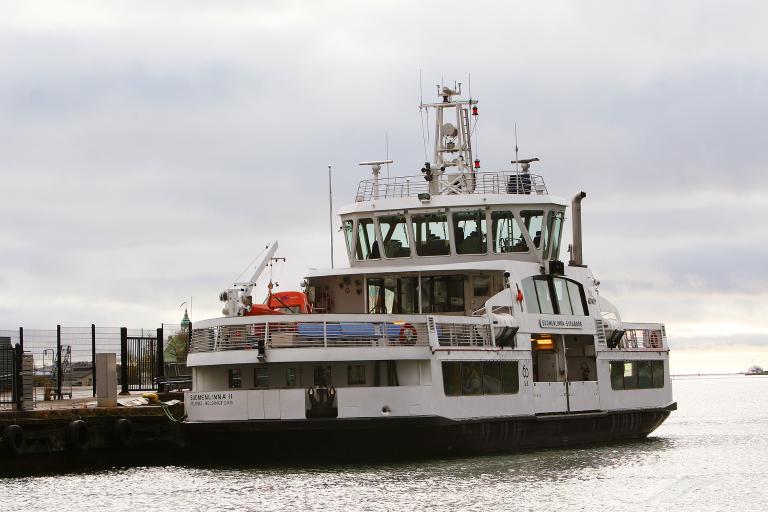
[339,191,566,215]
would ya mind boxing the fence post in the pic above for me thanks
[91,324,97,398]
[56,324,63,400]
[18,326,23,352]
[14,343,22,410]
[119,327,129,395]
[156,326,164,392]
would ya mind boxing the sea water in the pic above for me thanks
[3,376,767,511]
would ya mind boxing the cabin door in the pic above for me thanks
[564,335,600,412]
[531,334,568,414]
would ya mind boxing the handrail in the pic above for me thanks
[354,171,548,202]
[189,314,495,353]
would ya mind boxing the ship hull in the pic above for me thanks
[180,403,676,461]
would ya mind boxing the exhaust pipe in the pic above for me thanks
[570,191,587,266]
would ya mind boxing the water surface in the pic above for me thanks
[5,376,767,511]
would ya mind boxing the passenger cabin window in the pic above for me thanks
[543,210,564,260]
[228,368,242,389]
[442,361,519,396]
[522,276,587,316]
[520,210,544,248]
[610,361,664,390]
[412,212,450,256]
[492,211,528,253]
[355,218,380,260]
[422,275,464,313]
[254,367,269,389]
[343,220,355,259]
[285,367,299,388]
[378,215,411,258]
[453,210,487,254]
[347,364,367,386]
[367,277,419,314]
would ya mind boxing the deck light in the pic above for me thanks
[472,105,478,116]
[474,159,480,169]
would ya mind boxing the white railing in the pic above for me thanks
[189,314,497,353]
[432,316,493,348]
[355,171,548,202]
[618,323,666,350]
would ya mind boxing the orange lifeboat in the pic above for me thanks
[245,291,311,316]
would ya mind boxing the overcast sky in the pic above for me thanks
[1,1,766,372]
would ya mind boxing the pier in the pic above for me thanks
[0,322,191,473]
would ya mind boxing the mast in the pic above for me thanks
[419,82,477,195]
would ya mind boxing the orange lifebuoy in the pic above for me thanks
[398,323,418,345]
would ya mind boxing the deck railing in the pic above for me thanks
[618,323,666,350]
[355,171,548,202]
[189,314,496,353]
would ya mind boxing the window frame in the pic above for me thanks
[376,213,413,259]
[441,361,519,397]
[451,208,489,255]
[490,209,531,255]
[523,275,588,316]
[410,210,452,257]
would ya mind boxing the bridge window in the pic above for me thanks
[610,361,665,390]
[453,210,487,254]
[378,215,411,258]
[442,361,519,397]
[412,212,450,256]
[422,275,464,313]
[343,220,355,258]
[543,210,564,260]
[492,211,529,253]
[520,210,544,248]
[355,218,380,260]
[522,276,587,316]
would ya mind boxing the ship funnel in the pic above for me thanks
[569,191,587,267]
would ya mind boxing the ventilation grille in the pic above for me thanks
[595,319,607,345]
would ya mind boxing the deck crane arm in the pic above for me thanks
[220,240,279,317]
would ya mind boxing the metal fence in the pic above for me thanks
[0,322,191,409]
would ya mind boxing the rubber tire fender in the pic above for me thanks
[65,419,90,453]
[113,418,134,448]
[2,424,25,456]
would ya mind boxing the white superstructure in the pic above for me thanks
[182,83,674,455]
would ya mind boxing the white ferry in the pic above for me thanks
[182,83,675,458]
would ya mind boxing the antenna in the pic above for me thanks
[419,69,428,162]
[328,165,334,268]
[514,122,519,173]
[385,131,390,179]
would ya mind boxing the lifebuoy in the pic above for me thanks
[398,323,418,345]
[2,424,25,456]
[113,418,134,448]
[66,419,90,453]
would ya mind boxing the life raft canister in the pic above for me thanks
[398,323,418,345]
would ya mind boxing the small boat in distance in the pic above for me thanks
[181,81,676,460]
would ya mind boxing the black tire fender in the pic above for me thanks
[113,418,134,448]
[65,419,90,452]
[2,424,25,456]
